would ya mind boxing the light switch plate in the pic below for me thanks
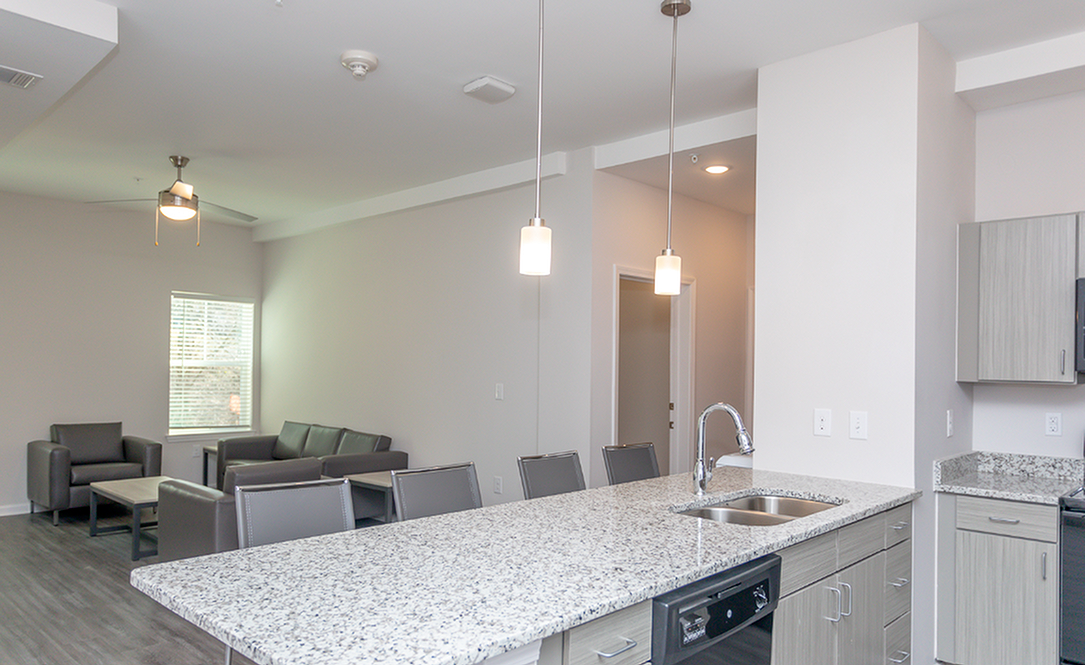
[849,411,868,440]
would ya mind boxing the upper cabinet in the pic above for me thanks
[957,213,1080,384]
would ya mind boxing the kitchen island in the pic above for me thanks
[131,467,918,665]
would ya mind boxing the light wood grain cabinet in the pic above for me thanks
[957,213,1079,383]
[772,504,913,665]
[953,496,1059,665]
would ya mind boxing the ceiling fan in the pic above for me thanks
[88,155,257,246]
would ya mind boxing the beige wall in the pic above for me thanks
[0,192,263,514]
[590,170,750,486]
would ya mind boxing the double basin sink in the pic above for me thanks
[680,494,841,526]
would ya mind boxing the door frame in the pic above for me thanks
[612,265,696,474]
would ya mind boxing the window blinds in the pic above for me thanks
[169,293,254,432]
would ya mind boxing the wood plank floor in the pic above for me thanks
[0,506,257,665]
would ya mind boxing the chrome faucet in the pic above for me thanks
[695,402,754,495]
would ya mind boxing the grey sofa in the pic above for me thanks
[157,457,324,561]
[27,422,162,525]
[215,421,406,489]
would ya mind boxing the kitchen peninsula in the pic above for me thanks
[131,468,918,665]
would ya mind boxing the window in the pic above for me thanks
[169,293,255,435]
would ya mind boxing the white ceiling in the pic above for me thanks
[3,0,1085,229]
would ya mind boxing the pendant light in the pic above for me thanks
[519,0,551,276]
[654,0,690,296]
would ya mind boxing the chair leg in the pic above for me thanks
[52,510,59,526]
[225,645,232,665]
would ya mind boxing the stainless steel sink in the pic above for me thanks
[678,494,841,526]
[679,506,795,526]
[720,495,839,518]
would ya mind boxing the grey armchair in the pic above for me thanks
[27,422,162,525]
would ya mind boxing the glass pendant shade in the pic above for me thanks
[520,218,551,276]
[654,251,681,295]
[158,190,198,221]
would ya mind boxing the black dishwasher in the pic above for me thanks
[652,554,780,665]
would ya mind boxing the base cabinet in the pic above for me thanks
[772,504,912,665]
[954,530,1058,665]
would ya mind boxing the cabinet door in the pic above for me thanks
[955,530,1059,665]
[771,582,837,665]
[978,215,1077,382]
[836,553,885,665]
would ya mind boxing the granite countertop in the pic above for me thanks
[131,468,918,665]
[934,451,1084,505]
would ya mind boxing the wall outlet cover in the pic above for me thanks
[814,408,832,437]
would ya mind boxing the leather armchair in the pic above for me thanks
[27,422,162,525]
[157,457,323,561]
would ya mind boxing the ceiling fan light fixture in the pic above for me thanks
[158,189,198,221]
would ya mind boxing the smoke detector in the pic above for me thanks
[340,50,379,80]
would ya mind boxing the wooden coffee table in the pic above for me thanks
[345,471,395,523]
[89,476,170,560]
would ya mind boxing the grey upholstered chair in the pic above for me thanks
[27,422,162,525]
[234,477,354,549]
[517,450,586,499]
[602,442,661,485]
[390,463,482,520]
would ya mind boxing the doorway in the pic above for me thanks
[617,277,672,474]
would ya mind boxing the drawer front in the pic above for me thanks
[884,612,911,665]
[884,504,912,549]
[565,601,650,665]
[838,512,886,570]
[956,495,1058,542]
[778,530,837,597]
[884,541,911,625]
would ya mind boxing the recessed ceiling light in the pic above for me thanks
[704,165,729,175]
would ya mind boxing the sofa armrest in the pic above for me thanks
[122,436,162,477]
[157,480,237,561]
[27,440,71,511]
[216,435,277,488]
[321,450,408,477]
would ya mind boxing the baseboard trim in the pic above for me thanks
[0,502,32,517]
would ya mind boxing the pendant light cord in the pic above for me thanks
[534,0,545,220]
[666,11,678,251]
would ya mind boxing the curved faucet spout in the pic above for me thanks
[694,402,753,495]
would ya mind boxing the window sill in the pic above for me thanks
[166,429,254,443]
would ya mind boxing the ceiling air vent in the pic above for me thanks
[0,65,43,90]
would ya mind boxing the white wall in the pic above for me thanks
[260,149,594,504]
[753,25,921,488]
[0,192,262,515]
[973,90,1085,457]
[590,170,749,487]
[914,27,977,663]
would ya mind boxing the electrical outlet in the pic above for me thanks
[1046,413,1062,436]
[946,409,954,437]
[849,411,868,440]
[814,409,832,437]
[495,383,504,400]
[493,476,503,494]
[191,444,201,459]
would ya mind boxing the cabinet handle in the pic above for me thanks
[839,582,853,617]
[889,577,910,588]
[890,521,909,531]
[593,637,637,659]
[1042,552,1047,581]
[888,650,911,663]
[826,586,842,623]
[988,516,1020,524]
[1062,349,1067,375]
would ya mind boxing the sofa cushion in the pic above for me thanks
[52,422,125,465]
[302,425,344,458]
[337,430,386,455]
[70,462,143,486]
[272,421,310,460]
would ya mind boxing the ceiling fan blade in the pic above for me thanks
[203,200,258,223]
[86,198,155,204]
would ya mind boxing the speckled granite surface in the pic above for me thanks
[934,451,1083,505]
[131,468,918,665]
